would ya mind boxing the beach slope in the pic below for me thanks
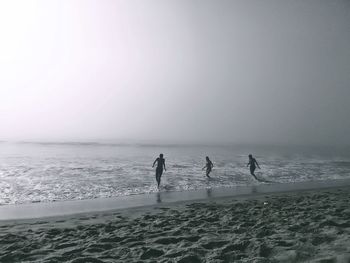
[1,187,350,262]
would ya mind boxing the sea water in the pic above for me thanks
[0,142,350,205]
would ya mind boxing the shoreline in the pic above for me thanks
[1,178,350,221]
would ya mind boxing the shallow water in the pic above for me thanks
[0,142,350,205]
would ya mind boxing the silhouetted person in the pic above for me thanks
[247,154,260,180]
[202,156,214,178]
[152,154,166,188]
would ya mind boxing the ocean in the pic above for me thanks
[0,142,350,205]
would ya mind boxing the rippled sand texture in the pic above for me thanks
[1,187,350,263]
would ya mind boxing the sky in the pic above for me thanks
[0,0,349,145]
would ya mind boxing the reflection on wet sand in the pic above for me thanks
[156,192,162,203]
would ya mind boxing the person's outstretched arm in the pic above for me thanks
[211,161,214,168]
[152,159,157,167]
[163,160,166,171]
[255,160,261,169]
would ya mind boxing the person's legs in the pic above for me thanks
[206,167,211,178]
[156,170,160,187]
[250,166,258,180]
[156,168,163,188]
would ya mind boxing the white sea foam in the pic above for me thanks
[0,142,349,205]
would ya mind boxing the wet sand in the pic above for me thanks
[1,186,350,262]
[2,179,350,221]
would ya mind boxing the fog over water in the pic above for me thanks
[0,0,349,145]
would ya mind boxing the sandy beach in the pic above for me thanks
[1,186,350,263]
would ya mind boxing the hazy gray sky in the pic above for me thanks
[0,0,349,145]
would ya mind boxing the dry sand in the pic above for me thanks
[1,187,350,263]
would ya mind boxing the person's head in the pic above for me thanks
[206,156,209,161]
[160,153,163,158]
[249,154,253,159]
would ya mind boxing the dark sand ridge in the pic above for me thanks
[1,178,350,221]
[0,183,350,262]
